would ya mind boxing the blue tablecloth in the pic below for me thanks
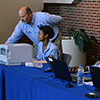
[0,65,6,100]
[0,64,100,100]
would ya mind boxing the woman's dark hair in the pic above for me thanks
[39,26,54,40]
[26,7,32,16]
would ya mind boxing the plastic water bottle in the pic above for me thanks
[77,64,84,85]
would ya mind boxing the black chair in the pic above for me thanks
[61,53,72,65]
[95,61,100,66]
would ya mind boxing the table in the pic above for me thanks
[0,64,100,100]
[0,65,6,100]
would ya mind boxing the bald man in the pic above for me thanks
[5,6,62,57]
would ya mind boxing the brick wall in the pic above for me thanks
[43,1,100,65]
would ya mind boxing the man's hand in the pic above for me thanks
[69,66,88,72]
[69,66,79,72]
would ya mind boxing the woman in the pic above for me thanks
[36,26,61,60]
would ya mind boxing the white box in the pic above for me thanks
[0,43,34,66]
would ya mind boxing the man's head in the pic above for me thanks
[18,6,32,24]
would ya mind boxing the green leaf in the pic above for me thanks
[90,36,99,44]
[80,29,85,32]
[83,41,92,52]
[79,29,90,42]
[78,40,84,51]
[68,28,77,39]
[75,33,80,45]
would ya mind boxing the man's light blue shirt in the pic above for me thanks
[5,12,62,46]
[36,41,61,60]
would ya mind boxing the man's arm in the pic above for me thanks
[44,12,62,25]
[5,21,24,44]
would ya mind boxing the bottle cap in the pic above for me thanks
[79,64,82,67]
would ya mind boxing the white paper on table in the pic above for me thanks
[84,81,93,86]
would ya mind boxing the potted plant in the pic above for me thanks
[67,28,98,53]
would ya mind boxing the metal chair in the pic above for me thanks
[61,53,72,65]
